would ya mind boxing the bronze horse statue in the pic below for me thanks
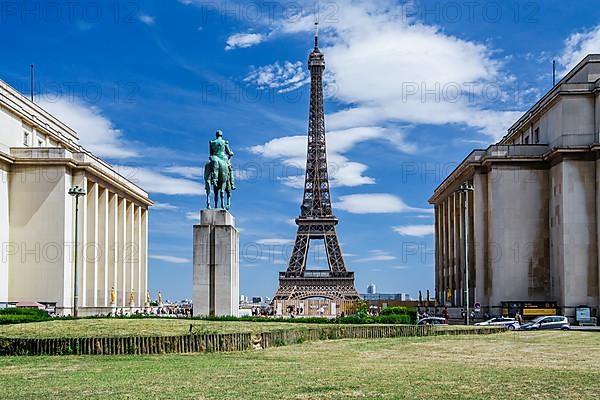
[203,130,235,210]
[204,157,232,210]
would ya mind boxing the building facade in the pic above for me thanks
[429,55,600,319]
[0,79,152,315]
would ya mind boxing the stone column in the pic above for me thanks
[98,187,108,307]
[141,208,148,307]
[434,204,441,303]
[126,201,134,308]
[134,205,141,306]
[86,181,98,308]
[108,192,118,308]
[448,194,455,304]
[473,170,489,307]
[193,210,239,317]
[456,191,463,307]
[117,197,127,306]
[443,198,450,303]
[78,177,88,308]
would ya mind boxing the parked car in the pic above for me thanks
[475,317,520,330]
[417,317,447,325]
[519,316,570,331]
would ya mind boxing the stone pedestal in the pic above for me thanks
[193,209,239,317]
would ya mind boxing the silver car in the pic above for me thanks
[520,316,570,331]
[475,317,520,330]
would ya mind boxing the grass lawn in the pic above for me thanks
[0,318,490,339]
[0,318,325,338]
[1,331,598,399]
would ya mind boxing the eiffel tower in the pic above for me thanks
[273,25,360,301]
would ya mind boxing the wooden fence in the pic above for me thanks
[0,325,505,356]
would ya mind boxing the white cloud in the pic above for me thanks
[357,249,397,263]
[153,203,178,210]
[285,218,297,227]
[244,61,308,93]
[393,224,434,237]
[139,14,155,25]
[38,99,138,159]
[251,126,415,188]
[128,168,204,195]
[186,212,199,222]
[164,166,204,179]
[149,255,190,264]
[225,33,264,50]
[256,238,295,245]
[241,0,522,140]
[558,25,600,73]
[335,193,432,214]
[164,165,251,182]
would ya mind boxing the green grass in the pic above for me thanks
[0,318,329,338]
[0,331,598,399]
[0,317,494,339]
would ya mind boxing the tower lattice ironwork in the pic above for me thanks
[273,26,360,301]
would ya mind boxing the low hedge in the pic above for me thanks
[0,308,50,325]
[380,306,417,317]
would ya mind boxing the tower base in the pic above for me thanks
[273,272,360,301]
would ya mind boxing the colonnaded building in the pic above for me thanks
[0,79,152,315]
[430,55,600,319]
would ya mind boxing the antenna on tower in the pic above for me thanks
[314,10,319,49]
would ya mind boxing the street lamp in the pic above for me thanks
[456,182,474,325]
[68,185,86,318]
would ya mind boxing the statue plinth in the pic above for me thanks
[192,209,239,317]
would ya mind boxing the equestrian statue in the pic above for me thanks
[204,130,235,209]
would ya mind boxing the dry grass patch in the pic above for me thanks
[0,331,598,399]
[0,318,320,338]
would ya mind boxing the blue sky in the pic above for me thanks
[3,0,600,301]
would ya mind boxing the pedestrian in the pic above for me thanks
[442,306,449,323]
[515,312,524,326]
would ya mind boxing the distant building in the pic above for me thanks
[429,55,600,318]
[366,283,377,294]
[0,79,152,315]
[361,293,411,301]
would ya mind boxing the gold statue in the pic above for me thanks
[129,288,135,306]
[110,287,116,305]
[157,291,163,306]
[145,290,151,306]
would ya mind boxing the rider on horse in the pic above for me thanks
[209,130,236,190]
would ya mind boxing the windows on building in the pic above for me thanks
[534,128,540,143]
[23,131,29,146]
[524,135,530,144]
